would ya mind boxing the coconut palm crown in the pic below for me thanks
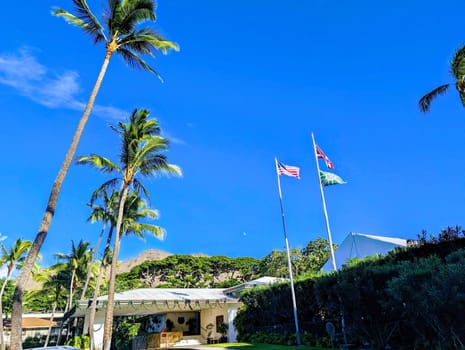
[419,46,465,112]
[53,0,179,80]
[78,108,181,200]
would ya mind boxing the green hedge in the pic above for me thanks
[234,237,465,349]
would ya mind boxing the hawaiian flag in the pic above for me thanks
[315,145,335,169]
[277,161,300,179]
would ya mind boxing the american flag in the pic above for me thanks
[277,161,300,179]
[315,145,335,169]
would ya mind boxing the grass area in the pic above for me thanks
[207,342,330,350]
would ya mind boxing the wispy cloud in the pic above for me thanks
[0,48,187,143]
[162,131,186,145]
[0,48,126,120]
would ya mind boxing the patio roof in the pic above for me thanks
[75,288,239,317]
[96,288,236,303]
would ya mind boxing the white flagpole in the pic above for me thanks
[311,134,348,344]
[274,157,302,346]
[310,133,337,272]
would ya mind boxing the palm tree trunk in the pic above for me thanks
[10,50,113,350]
[89,226,113,350]
[68,269,76,312]
[0,269,12,350]
[44,301,57,347]
[80,224,106,301]
[102,185,129,350]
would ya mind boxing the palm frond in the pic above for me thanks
[138,154,166,174]
[142,160,181,177]
[132,178,150,200]
[106,0,122,38]
[459,92,465,108]
[53,3,105,43]
[89,178,120,204]
[162,164,182,177]
[120,28,180,54]
[418,84,450,112]
[136,208,159,219]
[127,223,165,241]
[451,46,465,78]
[76,154,120,173]
[116,0,156,35]
[117,48,162,81]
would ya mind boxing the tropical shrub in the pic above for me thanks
[235,232,465,349]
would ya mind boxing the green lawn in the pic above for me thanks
[207,342,331,350]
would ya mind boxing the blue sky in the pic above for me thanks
[2,0,465,267]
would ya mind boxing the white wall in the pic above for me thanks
[165,312,196,333]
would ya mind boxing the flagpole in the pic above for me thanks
[310,133,337,271]
[275,157,302,346]
[310,134,348,344]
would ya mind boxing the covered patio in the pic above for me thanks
[75,288,241,349]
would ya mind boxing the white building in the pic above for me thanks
[74,277,283,349]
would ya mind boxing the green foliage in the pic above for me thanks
[235,230,465,350]
[302,237,334,271]
[1,279,15,315]
[116,254,260,289]
[23,334,47,348]
[258,237,333,278]
[112,317,142,350]
[66,335,90,349]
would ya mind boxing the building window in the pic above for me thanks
[216,315,224,333]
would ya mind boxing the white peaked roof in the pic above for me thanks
[321,232,408,272]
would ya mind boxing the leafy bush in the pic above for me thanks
[66,335,91,349]
[112,317,142,350]
[23,335,46,349]
[235,233,465,349]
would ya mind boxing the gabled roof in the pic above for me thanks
[322,232,408,272]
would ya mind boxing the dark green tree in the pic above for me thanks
[302,237,333,272]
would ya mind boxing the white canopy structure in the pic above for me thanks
[321,232,408,272]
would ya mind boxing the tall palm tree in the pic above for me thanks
[84,189,119,350]
[55,240,91,313]
[419,46,465,112]
[80,190,120,301]
[53,240,91,345]
[86,190,163,350]
[11,1,178,346]
[77,108,181,350]
[0,239,32,350]
[31,266,69,347]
